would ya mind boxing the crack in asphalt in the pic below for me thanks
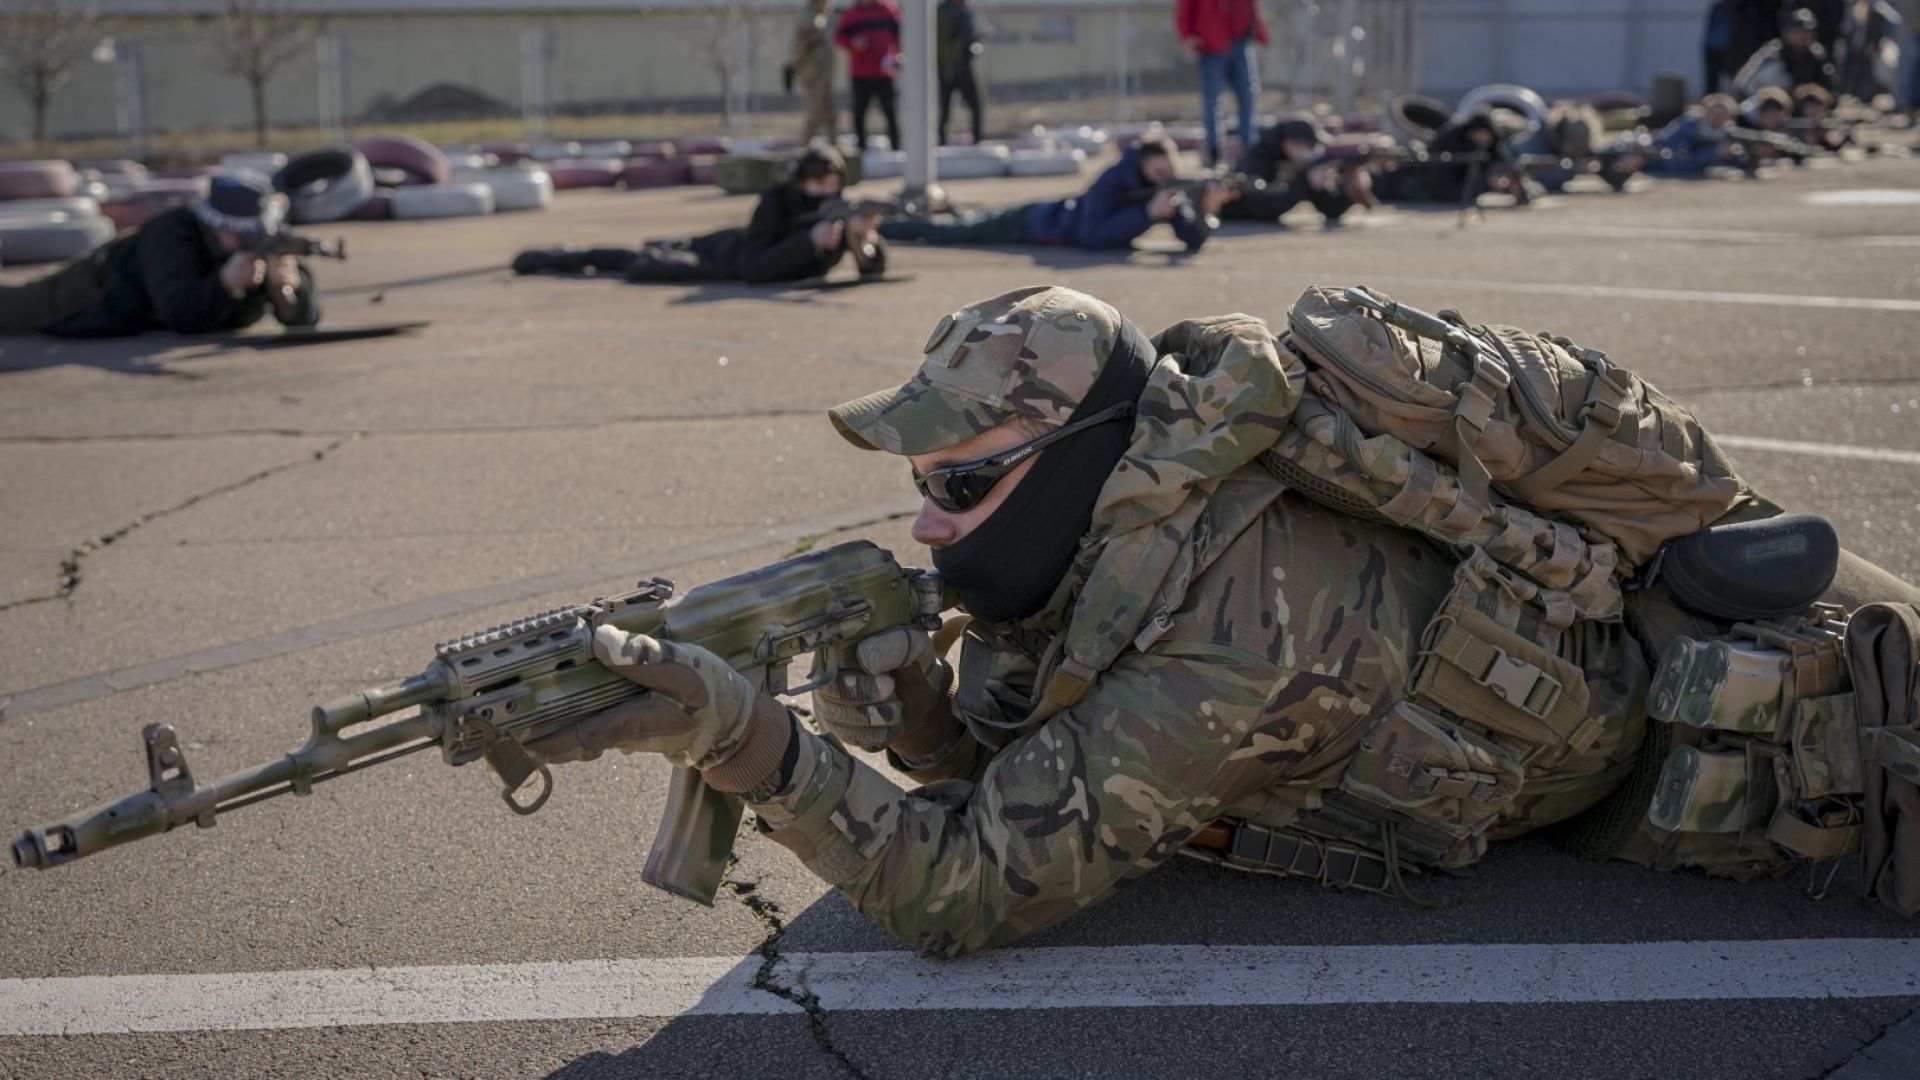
[0,409,826,444]
[721,865,877,1080]
[0,437,350,614]
[1808,1001,1920,1079]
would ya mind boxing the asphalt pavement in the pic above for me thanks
[2,148,1919,1080]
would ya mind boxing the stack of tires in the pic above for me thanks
[0,161,115,266]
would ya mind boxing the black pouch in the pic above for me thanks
[1653,513,1838,623]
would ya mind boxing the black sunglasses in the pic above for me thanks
[911,401,1135,513]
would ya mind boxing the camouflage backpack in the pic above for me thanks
[1218,285,1823,889]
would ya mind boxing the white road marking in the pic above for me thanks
[4,939,1918,1036]
[1470,222,1920,248]
[1802,189,1920,207]
[1371,274,1920,313]
[1717,435,1920,468]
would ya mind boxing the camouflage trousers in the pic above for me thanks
[800,79,836,144]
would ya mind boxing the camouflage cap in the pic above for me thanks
[829,285,1128,454]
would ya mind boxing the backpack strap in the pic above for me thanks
[1504,356,1631,502]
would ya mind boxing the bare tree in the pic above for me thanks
[689,2,759,135]
[204,0,312,148]
[0,0,99,145]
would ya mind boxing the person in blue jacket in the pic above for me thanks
[878,135,1229,253]
[1644,93,1741,175]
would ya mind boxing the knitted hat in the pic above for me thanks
[194,173,288,235]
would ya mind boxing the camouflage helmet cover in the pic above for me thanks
[828,285,1130,455]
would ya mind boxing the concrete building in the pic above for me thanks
[2,1,1713,143]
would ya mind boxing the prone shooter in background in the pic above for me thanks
[512,146,888,285]
[878,135,1228,254]
[1219,115,1380,228]
[0,173,325,338]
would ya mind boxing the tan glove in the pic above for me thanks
[811,627,953,753]
[527,626,792,794]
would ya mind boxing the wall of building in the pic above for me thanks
[1,1,1711,142]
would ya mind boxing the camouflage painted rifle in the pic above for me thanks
[240,230,347,260]
[12,541,946,905]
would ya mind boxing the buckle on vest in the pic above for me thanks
[1471,647,1564,719]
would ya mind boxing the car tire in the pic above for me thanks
[389,182,494,219]
[0,196,101,219]
[616,158,690,188]
[0,214,115,263]
[1457,83,1550,138]
[0,160,79,200]
[1007,148,1086,177]
[540,158,623,189]
[454,168,554,212]
[936,145,1010,179]
[354,134,452,186]
[1389,94,1453,144]
[274,147,376,224]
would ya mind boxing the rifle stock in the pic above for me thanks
[14,541,948,905]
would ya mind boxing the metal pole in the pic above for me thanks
[899,0,937,202]
[316,35,345,143]
[1335,0,1358,115]
[521,28,553,139]
[117,43,147,161]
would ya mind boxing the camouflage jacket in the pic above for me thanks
[791,9,836,85]
[756,314,1463,955]
[764,311,1651,949]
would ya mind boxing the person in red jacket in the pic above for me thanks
[1176,0,1268,166]
[835,0,903,152]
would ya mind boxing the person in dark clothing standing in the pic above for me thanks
[1735,7,1837,93]
[511,147,886,285]
[1705,0,1738,93]
[937,0,985,145]
[836,0,903,151]
[0,173,320,338]
[1222,114,1373,227]
[878,136,1225,253]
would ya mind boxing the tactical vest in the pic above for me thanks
[1190,286,1902,905]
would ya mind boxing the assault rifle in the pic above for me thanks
[804,197,905,226]
[12,541,947,906]
[240,230,346,260]
[1726,126,1820,169]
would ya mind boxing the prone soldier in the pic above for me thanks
[512,146,887,285]
[878,135,1229,253]
[0,173,323,338]
[1221,115,1377,227]
[513,287,1920,954]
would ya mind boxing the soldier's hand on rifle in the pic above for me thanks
[264,256,300,311]
[1146,187,1181,222]
[220,251,267,299]
[811,627,944,751]
[811,219,846,251]
[525,626,787,779]
[849,211,884,245]
[1199,180,1235,215]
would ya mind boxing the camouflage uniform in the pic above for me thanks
[792,4,838,144]
[739,286,1655,956]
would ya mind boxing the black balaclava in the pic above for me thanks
[932,319,1156,624]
